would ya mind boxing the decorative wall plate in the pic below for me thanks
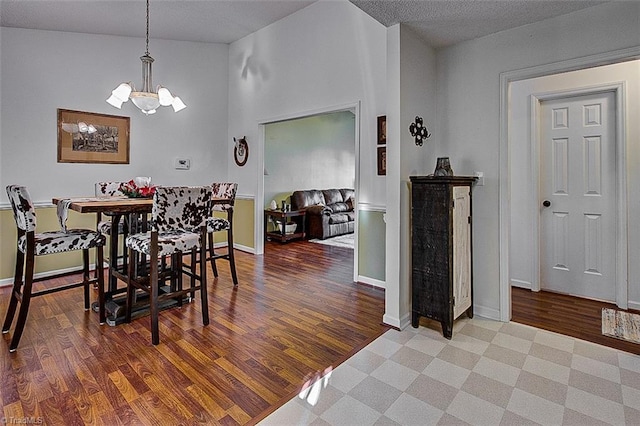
[234,136,248,166]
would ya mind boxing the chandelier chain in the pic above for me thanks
[145,0,150,55]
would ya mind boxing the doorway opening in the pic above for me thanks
[255,102,361,282]
[500,51,639,343]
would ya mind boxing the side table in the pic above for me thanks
[264,209,306,243]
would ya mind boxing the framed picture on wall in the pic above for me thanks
[377,115,386,145]
[377,146,386,176]
[57,109,130,164]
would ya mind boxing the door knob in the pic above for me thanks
[542,200,551,207]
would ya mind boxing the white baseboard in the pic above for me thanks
[0,264,100,288]
[232,243,255,255]
[398,312,412,329]
[357,276,385,289]
[628,301,640,311]
[473,304,502,321]
[511,279,532,290]
[383,311,412,330]
[214,242,255,255]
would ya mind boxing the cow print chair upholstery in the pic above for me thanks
[124,186,212,345]
[3,185,106,352]
[204,182,238,286]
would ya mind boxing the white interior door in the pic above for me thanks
[540,91,616,301]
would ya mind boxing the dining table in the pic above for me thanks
[52,196,153,325]
[52,195,227,325]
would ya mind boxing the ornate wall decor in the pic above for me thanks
[233,136,248,166]
[408,116,431,146]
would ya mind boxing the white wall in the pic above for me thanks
[227,0,387,205]
[0,28,229,205]
[435,2,640,319]
[384,25,437,328]
[509,61,640,303]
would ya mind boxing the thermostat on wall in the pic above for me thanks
[175,158,191,170]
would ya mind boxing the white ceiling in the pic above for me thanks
[0,0,607,48]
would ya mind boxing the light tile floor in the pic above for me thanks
[259,317,640,425]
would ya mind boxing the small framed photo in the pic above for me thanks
[57,109,130,164]
[377,115,386,145]
[377,146,386,176]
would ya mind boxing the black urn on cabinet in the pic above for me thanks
[410,175,476,339]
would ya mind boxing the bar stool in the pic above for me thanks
[206,182,238,286]
[95,179,151,278]
[3,185,106,352]
[124,186,212,345]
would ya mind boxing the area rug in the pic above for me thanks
[309,233,354,249]
[602,308,640,344]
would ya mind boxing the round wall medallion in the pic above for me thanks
[234,137,248,166]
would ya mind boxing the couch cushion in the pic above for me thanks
[329,214,349,224]
[341,188,355,202]
[292,190,325,210]
[328,202,350,213]
[322,189,344,205]
[329,212,355,224]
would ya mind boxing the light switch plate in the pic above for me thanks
[175,158,191,170]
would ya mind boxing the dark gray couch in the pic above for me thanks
[291,188,355,240]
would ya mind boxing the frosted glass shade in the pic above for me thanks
[130,91,160,115]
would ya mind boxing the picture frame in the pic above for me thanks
[377,146,386,176]
[377,115,387,145]
[57,109,130,164]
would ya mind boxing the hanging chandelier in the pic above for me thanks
[106,0,186,115]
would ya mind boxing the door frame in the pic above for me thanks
[529,84,628,308]
[498,46,640,321]
[254,101,361,282]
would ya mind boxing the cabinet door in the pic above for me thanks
[453,186,472,318]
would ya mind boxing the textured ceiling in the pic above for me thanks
[350,0,607,47]
[0,0,607,47]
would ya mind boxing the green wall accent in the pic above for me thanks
[0,199,256,282]
[231,198,254,249]
[358,210,386,281]
[1,207,98,282]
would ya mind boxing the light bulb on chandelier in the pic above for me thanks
[106,0,186,115]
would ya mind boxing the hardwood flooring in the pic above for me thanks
[0,241,388,425]
[511,286,640,355]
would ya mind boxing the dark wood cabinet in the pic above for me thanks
[410,176,476,339]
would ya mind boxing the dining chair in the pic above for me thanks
[95,177,151,235]
[94,181,126,233]
[124,186,212,345]
[205,182,239,286]
[94,178,151,276]
[3,185,106,352]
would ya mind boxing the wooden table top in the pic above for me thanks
[52,197,153,214]
[52,196,227,214]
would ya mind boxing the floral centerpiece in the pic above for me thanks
[119,179,156,198]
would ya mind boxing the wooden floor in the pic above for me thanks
[512,286,640,356]
[0,240,388,425]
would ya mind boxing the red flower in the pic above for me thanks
[119,179,156,198]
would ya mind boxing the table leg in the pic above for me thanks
[108,213,123,294]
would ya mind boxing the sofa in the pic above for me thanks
[291,188,355,240]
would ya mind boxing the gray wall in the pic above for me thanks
[433,2,640,318]
[0,28,229,205]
